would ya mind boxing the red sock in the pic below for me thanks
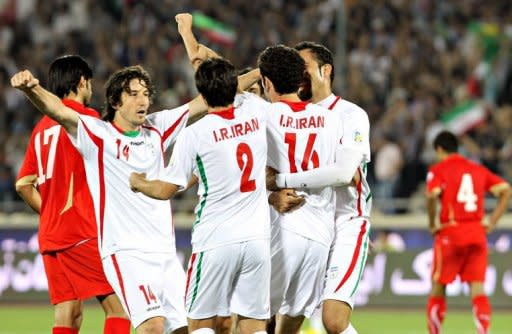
[426,296,446,334]
[52,327,78,334]
[472,295,491,334]
[103,317,131,334]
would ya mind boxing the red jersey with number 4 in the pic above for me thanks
[17,99,99,253]
[426,154,505,225]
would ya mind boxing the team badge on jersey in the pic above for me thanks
[354,131,363,143]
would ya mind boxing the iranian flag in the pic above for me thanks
[440,100,487,135]
[192,12,236,46]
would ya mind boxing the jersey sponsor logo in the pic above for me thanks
[212,118,260,142]
[130,141,144,146]
[278,114,325,129]
[354,131,363,143]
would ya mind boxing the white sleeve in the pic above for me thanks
[162,129,196,190]
[341,107,371,162]
[276,146,364,188]
[146,103,190,150]
[73,115,105,160]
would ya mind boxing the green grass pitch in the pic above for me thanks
[0,305,510,334]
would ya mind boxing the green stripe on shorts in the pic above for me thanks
[188,251,204,312]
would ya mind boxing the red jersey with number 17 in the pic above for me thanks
[426,154,505,226]
[17,99,99,253]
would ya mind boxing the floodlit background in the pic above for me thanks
[0,1,511,333]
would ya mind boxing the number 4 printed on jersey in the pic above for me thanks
[457,173,478,212]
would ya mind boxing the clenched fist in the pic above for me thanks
[175,13,193,35]
[11,70,39,90]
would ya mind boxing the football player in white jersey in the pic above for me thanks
[10,66,210,334]
[270,41,372,334]
[254,45,343,334]
[129,58,271,334]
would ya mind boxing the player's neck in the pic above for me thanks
[112,117,140,133]
[208,104,233,113]
[63,93,86,105]
[312,86,332,103]
[273,93,301,103]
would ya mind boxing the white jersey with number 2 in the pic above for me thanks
[163,99,270,253]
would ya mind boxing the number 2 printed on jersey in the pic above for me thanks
[236,142,256,193]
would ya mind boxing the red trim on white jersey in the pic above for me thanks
[162,109,189,142]
[356,167,363,217]
[334,220,367,292]
[211,106,235,120]
[328,96,341,110]
[82,121,106,245]
[111,254,131,316]
[278,100,309,112]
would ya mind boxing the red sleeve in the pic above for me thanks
[17,133,38,180]
[426,166,443,193]
[484,167,505,191]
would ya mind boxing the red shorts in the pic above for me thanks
[431,232,487,284]
[42,238,114,305]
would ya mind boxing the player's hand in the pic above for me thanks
[10,70,39,91]
[429,225,441,236]
[129,172,147,192]
[268,189,305,213]
[175,13,193,35]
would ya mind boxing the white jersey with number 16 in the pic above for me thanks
[265,97,341,247]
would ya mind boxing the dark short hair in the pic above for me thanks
[195,58,237,108]
[48,55,93,98]
[433,131,458,153]
[258,45,306,95]
[295,41,335,84]
[103,65,154,121]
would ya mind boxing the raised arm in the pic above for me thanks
[129,172,180,200]
[176,13,260,92]
[11,70,79,136]
[275,146,364,189]
[176,13,220,70]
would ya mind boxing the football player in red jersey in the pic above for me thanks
[16,56,130,334]
[425,131,511,334]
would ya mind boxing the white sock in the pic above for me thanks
[190,328,215,334]
[340,323,358,334]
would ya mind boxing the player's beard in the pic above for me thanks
[298,82,313,101]
[298,71,313,101]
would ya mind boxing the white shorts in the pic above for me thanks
[323,218,370,309]
[270,226,329,318]
[102,250,187,332]
[185,239,270,320]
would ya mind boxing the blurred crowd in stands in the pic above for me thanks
[0,0,511,214]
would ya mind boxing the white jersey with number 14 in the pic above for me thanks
[73,105,189,258]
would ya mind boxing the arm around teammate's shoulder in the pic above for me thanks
[11,70,79,136]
